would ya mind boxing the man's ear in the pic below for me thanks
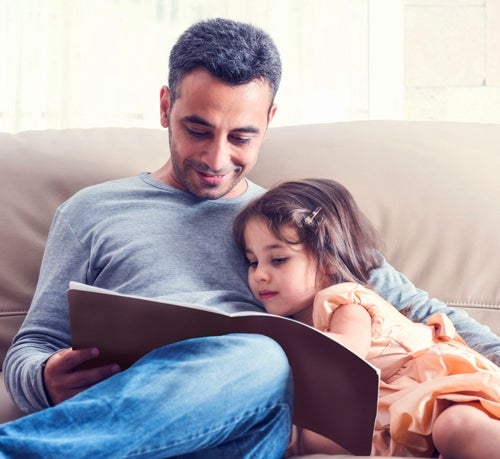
[267,103,278,125]
[159,86,171,128]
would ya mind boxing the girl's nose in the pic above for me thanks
[254,264,270,282]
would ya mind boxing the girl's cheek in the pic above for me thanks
[248,277,257,295]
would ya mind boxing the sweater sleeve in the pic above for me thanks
[3,209,89,413]
[369,257,500,366]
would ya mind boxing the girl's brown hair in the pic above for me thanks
[233,178,383,286]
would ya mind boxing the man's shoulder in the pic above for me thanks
[58,174,144,211]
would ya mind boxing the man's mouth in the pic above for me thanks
[196,170,227,186]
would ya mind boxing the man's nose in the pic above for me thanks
[204,137,230,171]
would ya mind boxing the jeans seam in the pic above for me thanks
[124,401,289,458]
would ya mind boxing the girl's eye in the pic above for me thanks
[272,257,287,266]
[247,260,258,269]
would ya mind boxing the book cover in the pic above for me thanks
[68,282,379,455]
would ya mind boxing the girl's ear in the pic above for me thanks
[317,267,335,289]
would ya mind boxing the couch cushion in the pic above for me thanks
[0,128,167,366]
[0,374,24,422]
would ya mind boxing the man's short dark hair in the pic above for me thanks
[168,18,282,104]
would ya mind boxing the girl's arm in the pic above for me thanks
[324,303,372,359]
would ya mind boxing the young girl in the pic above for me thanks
[233,178,500,458]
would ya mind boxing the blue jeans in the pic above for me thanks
[0,334,293,458]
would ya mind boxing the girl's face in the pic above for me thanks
[243,218,322,325]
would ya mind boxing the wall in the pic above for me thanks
[405,0,500,123]
[1,0,499,131]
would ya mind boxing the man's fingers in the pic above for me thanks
[49,347,100,374]
[43,348,120,405]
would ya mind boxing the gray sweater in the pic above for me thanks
[5,173,500,413]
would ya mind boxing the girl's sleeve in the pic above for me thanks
[312,282,384,337]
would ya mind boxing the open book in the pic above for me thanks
[68,282,379,455]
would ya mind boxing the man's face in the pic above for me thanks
[159,68,276,199]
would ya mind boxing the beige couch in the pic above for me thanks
[1,121,499,458]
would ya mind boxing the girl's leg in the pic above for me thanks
[432,403,500,459]
[0,334,293,459]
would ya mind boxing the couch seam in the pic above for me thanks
[446,302,500,309]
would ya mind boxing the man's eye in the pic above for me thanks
[229,135,251,145]
[186,128,208,138]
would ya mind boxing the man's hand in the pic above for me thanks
[43,347,120,405]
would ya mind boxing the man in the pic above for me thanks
[2,18,499,458]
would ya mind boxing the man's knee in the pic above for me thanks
[136,333,292,400]
[232,334,291,376]
[227,334,293,401]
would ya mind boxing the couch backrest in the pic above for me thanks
[1,122,499,367]
[254,122,500,327]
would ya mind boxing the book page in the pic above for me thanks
[69,283,379,455]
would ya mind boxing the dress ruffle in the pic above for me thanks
[313,283,500,457]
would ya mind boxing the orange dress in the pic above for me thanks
[313,282,500,457]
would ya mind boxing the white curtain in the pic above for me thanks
[0,0,403,132]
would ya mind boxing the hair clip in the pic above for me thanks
[303,206,322,226]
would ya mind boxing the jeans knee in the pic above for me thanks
[232,334,292,396]
[240,334,290,375]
